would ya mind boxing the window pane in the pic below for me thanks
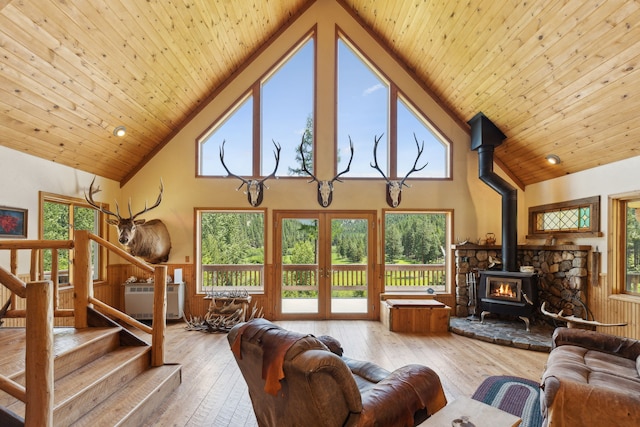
[43,201,70,284]
[384,212,447,293]
[74,206,100,280]
[199,211,264,292]
[199,96,254,176]
[626,201,640,294]
[397,98,449,178]
[337,38,388,177]
[262,39,314,177]
[579,207,590,229]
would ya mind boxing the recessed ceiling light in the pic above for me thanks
[545,154,561,165]
[113,126,126,137]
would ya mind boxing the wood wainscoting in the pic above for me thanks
[106,264,269,320]
[590,273,640,340]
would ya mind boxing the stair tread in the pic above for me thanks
[70,364,182,427]
[0,324,180,426]
[0,327,121,378]
[53,345,150,404]
[7,346,151,416]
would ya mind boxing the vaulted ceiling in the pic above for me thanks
[1,0,639,187]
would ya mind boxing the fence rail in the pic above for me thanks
[202,264,263,289]
[201,263,446,292]
[384,264,446,291]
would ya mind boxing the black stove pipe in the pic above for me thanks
[468,112,517,272]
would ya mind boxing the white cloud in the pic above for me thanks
[363,83,384,96]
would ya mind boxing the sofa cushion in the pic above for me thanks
[585,348,638,379]
[544,345,640,394]
[588,370,640,393]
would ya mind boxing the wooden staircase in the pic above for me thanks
[0,309,181,426]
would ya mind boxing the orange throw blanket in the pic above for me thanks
[231,320,307,396]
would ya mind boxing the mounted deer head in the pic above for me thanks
[370,133,428,208]
[219,140,281,207]
[85,177,171,264]
[299,136,354,208]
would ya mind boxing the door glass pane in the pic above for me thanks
[331,218,368,314]
[281,218,319,314]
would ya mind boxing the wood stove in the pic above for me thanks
[478,270,538,331]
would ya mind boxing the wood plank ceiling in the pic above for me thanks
[1,0,639,186]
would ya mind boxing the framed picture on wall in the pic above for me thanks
[0,206,28,238]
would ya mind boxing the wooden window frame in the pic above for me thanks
[609,191,640,299]
[39,192,108,287]
[196,31,316,178]
[381,209,453,294]
[527,196,602,239]
[195,208,267,295]
[336,32,452,180]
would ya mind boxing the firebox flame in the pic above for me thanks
[492,283,516,298]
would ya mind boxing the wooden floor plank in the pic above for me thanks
[140,320,548,426]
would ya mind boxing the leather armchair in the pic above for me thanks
[540,327,640,427]
[228,318,447,427]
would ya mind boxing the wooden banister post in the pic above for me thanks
[73,230,92,328]
[25,280,54,427]
[152,265,167,366]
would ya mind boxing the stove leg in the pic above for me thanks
[480,311,490,324]
[518,316,530,332]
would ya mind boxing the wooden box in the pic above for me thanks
[381,299,451,333]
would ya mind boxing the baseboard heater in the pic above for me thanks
[124,282,184,320]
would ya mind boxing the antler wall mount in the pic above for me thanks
[299,136,354,208]
[370,133,428,208]
[219,140,281,207]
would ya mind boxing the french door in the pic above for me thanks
[274,211,376,319]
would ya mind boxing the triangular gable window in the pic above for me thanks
[337,35,450,179]
[198,35,314,177]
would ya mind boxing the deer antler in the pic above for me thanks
[85,176,120,218]
[299,136,354,182]
[398,133,428,188]
[331,137,354,183]
[370,134,392,184]
[130,179,164,220]
[259,140,281,184]
[220,140,252,190]
[299,134,318,183]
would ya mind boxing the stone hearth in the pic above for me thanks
[450,317,553,352]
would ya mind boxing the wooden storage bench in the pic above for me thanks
[381,299,451,333]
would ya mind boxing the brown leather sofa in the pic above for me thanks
[540,327,640,427]
[228,318,447,426]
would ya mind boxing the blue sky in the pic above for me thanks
[200,38,448,178]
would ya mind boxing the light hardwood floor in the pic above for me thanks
[142,320,549,427]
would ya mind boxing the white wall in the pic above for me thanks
[0,145,119,273]
[525,154,640,272]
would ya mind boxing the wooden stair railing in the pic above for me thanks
[0,231,168,426]
[77,230,166,366]
[0,269,54,426]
